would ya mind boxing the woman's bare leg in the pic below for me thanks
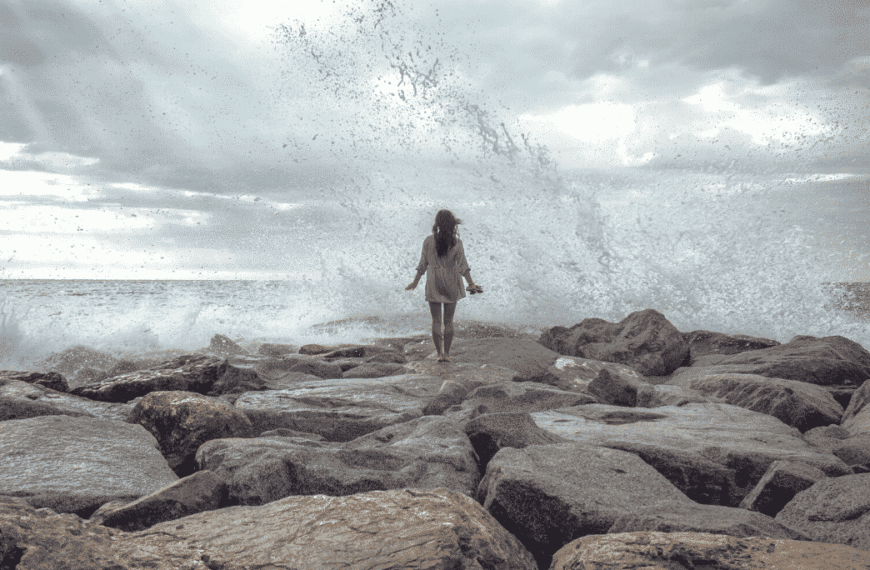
[428,302,444,360]
[442,302,457,361]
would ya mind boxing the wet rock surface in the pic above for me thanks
[6,311,870,569]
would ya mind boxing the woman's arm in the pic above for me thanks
[462,269,475,287]
[406,270,425,291]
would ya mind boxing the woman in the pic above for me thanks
[406,209,482,362]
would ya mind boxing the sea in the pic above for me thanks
[2,1,869,371]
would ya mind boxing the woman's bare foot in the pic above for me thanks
[442,354,452,362]
[436,354,447,362]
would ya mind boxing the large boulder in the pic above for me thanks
[477,442,692,569]
[197,416,479,505]
[537,309,690,376]
[532,403,852,507]
[738,460,828,517]
[89,470,227,531]
[69,355,267,402]
[550,531,870,570]
[680,373,845,432]
[682,330,780,365]
[0,415,177,517]
[126,390,254,476]
[233,373,444,441]
[670,335,870,387]
[1,370,69,392]
[463,412,569,474]
[608,499,808,540]
[125,488,539,569]
[775,473,870,551]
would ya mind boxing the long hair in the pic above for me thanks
[432,209,462,257]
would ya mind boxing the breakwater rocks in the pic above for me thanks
[1,309,869,569]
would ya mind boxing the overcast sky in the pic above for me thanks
[0,0,868,280]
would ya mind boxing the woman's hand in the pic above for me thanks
[405,282,418,291]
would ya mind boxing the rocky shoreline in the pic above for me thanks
[2,308,869,569]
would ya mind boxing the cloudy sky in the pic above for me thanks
[0,0,868,280]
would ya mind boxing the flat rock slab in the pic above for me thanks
[684,373,845,432]
[0,379,134,422]
[69,355,266,402]
[550,531,870,570]
[124,488,539,570]
[234,373,445,441]
[477,442,692,568]
[444,337,561,380]
[670,334,870,387]
[775,473,870,552]
[447,381,597,422]
[196,416,479,505]
[608,499,809,540]
[532,403,852,506]
[538,309,690,376]
[0,415,177,517]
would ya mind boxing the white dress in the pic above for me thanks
[415,235,470,304]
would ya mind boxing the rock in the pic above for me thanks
[89,470,227,531]
[207,363,267,396]
[0,415,177,517]
[39,345,119,381]
[636,383,715,407]
[233,373,444,441]
[532,403,852,507]
[532,355,647,394]
[256,342,297,356]
[0,496,163,570]
[550,531,870,570]
[197,416,479,505]
[739,460,828,517]
[682,373,845,432]
[365,351,407,364]
[477,442,692,569]
[341,362,408,378]
[0,370,69,392]
[405,360,520,389]
[670,335,870,387]
[0,379,134,421]
[537,309,690,376]
[270,355,344,379]
[69,355,266,403]
[842,379,870,437]
[448,382,597,422]
[608,499,809,539]
[298,343,355,355]
[208,334,248,356]
[683,330,781,365]
[775,473,870,551]
[423,379,471,416]
[444,337,562,381]
[588,368,651,407]
[122,488,539,569]
[256,427,325,440]
[464,412,569,474]
[802,424,852,453]
[126,391,254,477]
[832,435,870,469]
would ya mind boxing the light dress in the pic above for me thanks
[415,234,470,304]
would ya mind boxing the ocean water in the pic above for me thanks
[2,1,868,370]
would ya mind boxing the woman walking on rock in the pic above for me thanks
[406,209,482,362]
